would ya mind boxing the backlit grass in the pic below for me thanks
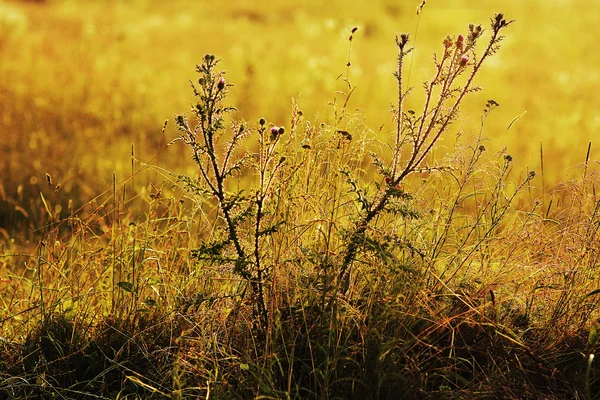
[1,1,600,399]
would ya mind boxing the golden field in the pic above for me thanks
[1,0,598,214]
[1,1,600,399]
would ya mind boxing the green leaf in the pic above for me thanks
[117,281,134,293]
[143,298,157,307]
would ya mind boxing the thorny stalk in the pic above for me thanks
[339,14,513,288]
[176,54,279,328]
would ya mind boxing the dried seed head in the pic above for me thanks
[278,126,285,135]
[504,154,513,162]
[485,99,500,109]
[259,117,266,126]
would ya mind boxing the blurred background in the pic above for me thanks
[1,0,598,239]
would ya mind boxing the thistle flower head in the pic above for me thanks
[456,33,465,50]
[396,33,410,50]
[443,35,453,49]
[456,34,465,49]
[468,24,483,41]
[459,55,469,67]
[217,77,226,91]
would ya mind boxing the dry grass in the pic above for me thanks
[2,1,600,399]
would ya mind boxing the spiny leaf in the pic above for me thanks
[117,281,134,293]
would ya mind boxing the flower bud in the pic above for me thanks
[217,77,226,91]
[459,55,469,67]
[456,34,465,49]
[259,117,266,126]
[396,33,410,50]
[443,35,453,49]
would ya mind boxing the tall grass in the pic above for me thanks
[1,10,600,400]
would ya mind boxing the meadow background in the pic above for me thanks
[1,0,598,241]
[2,0,600,399]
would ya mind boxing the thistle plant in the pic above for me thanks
[174,13,514,327]
[338,13,514,289]
[175,54,286,328]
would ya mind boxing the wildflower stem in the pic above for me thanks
[338,17,510,289]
